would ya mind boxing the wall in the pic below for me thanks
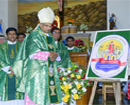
[107,0,130,29]
[8,0,18,28]
[90,0,130,44]
[0,0,8,34]
[0,0,17,35]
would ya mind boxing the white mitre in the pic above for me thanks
[38,7,55,23]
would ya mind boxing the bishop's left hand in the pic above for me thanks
[49,51,58,61]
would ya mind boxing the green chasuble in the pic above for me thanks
[55,41,71,68]
[12,26,62,105]
[0,41,24,101]
[67,47,81,53]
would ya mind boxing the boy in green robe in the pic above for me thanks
[11,7,64,105]
[66,36,81,52]
[51,27,71,69]
[17,33,26,43]
[0,27,24,104]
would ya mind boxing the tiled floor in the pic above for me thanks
[93,91,130,105]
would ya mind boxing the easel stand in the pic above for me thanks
[88,78,121,105]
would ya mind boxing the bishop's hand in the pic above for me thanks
[49,51,58,61]
[9,66,14,75]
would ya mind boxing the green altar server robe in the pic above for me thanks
[0,41,24,101]
[67,46,81,52]
[55,41,71,68]
[12,26,62,105]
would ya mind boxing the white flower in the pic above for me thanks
[82,87,87,92]
[64,72,68,76]
[80,82,84,86]
[71,89,78,94]
[68,70,71,74]
[78,92,81,94]
[63,81,67,85]
[79,69,83,74]
[74,81,79,85]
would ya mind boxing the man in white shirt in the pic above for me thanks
[66,36,81,53]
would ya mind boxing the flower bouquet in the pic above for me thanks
[26,26,33,33]
[78,24,88,32]
[59,63,93,103]
[75,39,86,52]
[66,18,75,25]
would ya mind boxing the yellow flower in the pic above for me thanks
[65,84,71,89]
[62,96,68,103]
[64,94,70,99]
[64,89,68,93]
[73,94,79,100]
[62,77,66,81]
[77,84,81,89]
[61,85,64,90]
[74,65,77,68]
[71,74,75,77]
[68,67,71,70]
[77,75,81,79]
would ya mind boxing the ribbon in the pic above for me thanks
[92,58,126,66]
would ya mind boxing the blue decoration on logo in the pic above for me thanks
[95,61,119,72]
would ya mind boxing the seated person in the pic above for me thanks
[17,33,26,43]
[66,36,81,52]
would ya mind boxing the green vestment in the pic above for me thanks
[12,26,62,105]
[67,47,81,52]
[55,41,71,68]
[0,41,24,101]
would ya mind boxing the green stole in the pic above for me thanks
[6,43,20,100]
[68,49,74,52]
[55,42,58,52]
[47,36,59,104]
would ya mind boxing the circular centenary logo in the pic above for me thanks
[91,35,129,78]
